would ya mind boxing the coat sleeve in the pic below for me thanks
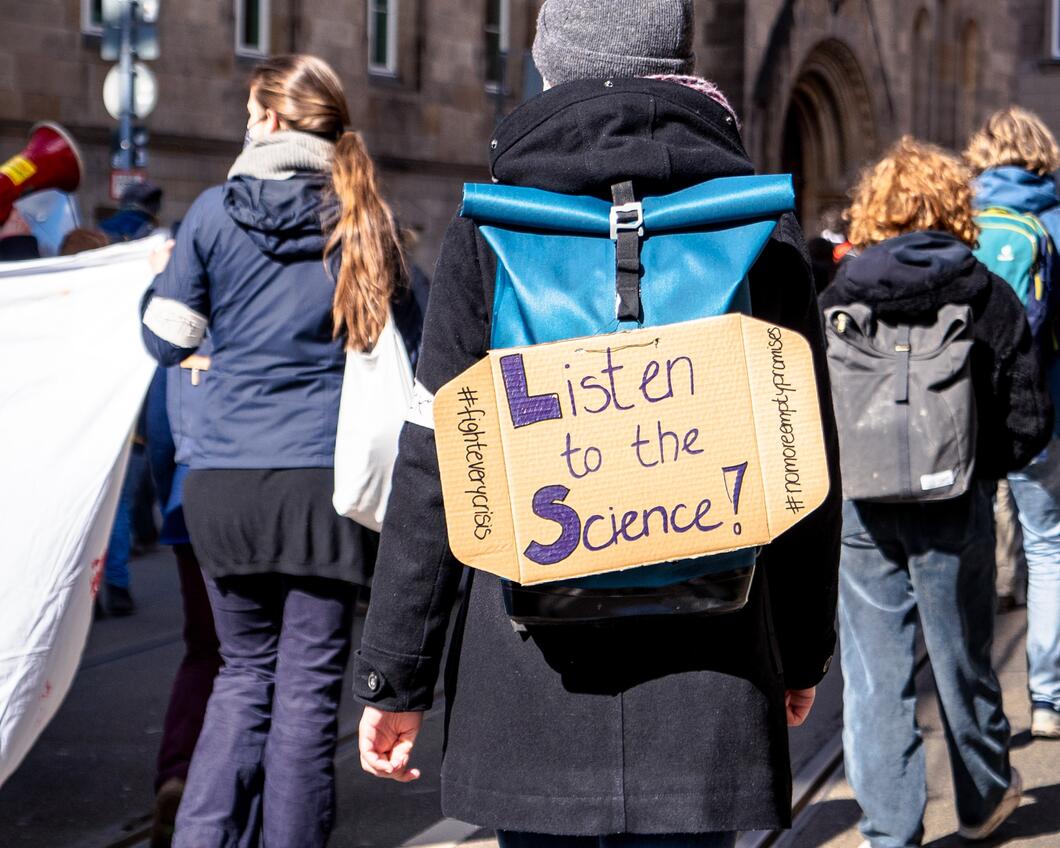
[352,215,491,711]
[140,192,215,366]
[978,275,1053,477]
[749,213,842,691]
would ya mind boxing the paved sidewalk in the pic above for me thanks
[2,548,1053,848]
[412,606,1059,848]
[776,607,1060,848]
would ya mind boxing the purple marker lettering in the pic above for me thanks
[500,354,562,428]
[603,347,635,411]
[524,485,581,565]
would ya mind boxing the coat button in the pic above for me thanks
[367,671,380,692]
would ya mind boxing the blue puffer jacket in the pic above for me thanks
[140,174,348,469]
[974,165,1060,248]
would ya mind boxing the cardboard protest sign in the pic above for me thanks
[434,315,830,586]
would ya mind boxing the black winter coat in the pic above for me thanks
[354,79,843,835]
[820,230,1052,479]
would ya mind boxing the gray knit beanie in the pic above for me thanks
[532,0,695,86]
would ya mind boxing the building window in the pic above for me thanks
[1053,0,1060,59]
[485,0,510,88]
[81,0,104,35]
[236,0,270,57]
[368,0,398,75]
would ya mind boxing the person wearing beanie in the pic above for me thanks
[533,0,695,85]
[355,4,841,847]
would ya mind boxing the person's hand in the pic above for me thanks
[358,706,423,782]
[0,209,31,239]
[785,687,816,727]
[149,239,175,274]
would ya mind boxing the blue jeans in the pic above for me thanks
[838,486,1012,848]
[173,574,356,848]
[1008,437,1060,711]
[104,445,148,588]
[497,833,736,848]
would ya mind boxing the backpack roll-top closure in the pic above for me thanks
[462,174,795,349]
[461,174,795,235]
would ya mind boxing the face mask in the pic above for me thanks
[244,115,266,150]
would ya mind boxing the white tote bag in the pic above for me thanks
[333,312,415,531]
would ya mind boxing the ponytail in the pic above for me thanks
[324,131,405,351]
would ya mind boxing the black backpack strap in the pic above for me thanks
[894,324,911,403]
[611,181,643,321]
[895,324,913,496]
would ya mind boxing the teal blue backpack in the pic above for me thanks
[459,175,795,625]
[973,206,1056,338]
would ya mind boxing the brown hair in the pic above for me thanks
[846,136,979,248]
[964,106,1060,177]
[249,55,404,351]
[60,228,110,255]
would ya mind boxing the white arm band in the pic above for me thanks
[143,296,208,349]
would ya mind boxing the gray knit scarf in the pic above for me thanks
[227,130,335,181]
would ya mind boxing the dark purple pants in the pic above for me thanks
[174,573,356,848]
[156,544,222,792]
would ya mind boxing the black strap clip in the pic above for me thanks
[611,181,643,322]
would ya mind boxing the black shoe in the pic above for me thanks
[105,584,136,617]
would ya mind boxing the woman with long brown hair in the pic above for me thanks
[140,54,418,846]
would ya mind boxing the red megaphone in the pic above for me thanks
[0,123,84,224]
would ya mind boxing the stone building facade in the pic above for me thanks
[705,0,1060,228]
[0,0,542,268]
[1,1,1058,262]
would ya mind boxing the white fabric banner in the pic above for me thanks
[0,237,162,787]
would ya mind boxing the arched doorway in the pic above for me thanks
[780,40,879,233]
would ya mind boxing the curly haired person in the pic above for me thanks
[966,107,1060,740]
[820,137,1052,848]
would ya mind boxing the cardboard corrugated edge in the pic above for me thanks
[434,357,518,580]
[739,315,830,538]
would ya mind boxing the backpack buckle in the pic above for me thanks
[610,201,644,240]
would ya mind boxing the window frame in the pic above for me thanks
[484,0,511,90]
[235,0,271,59]
[81,0,104,35]
[367,0,399,77]
[1052,0,1060,60]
